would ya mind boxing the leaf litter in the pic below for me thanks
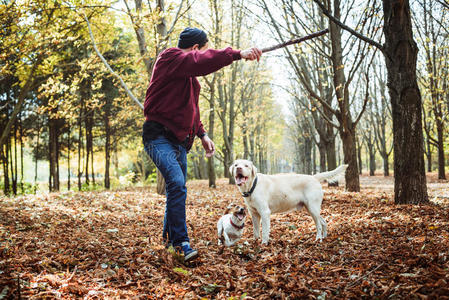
[0,175,448,299]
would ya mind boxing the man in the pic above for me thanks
[143,27,262,262]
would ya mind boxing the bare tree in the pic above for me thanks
[371,59,393,176]
[311,0,429,204]
[258,0,377,191]
[200,0,222,188]
[414,0,448,180]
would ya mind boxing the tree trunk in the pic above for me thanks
[193,156,200,179]
[249,135,255,163]
[34,122,40,193]
[341,130,360,192]
[77,116,82,191]
[91,136,95,185]
[13,121,17,194]
[304,137,312,174]
[104,114,111,189]
[67,126,71,191]
[369,145,376,176]
[113,136,119,178]
[199,151,207,179]
[156,169,166,195]
[383,154,390,177]
[49,118,60,191]
[382,0,428,204]
[207,76,217,188]
[2,144,9,195]
[326,134,337,171]
[131,0,153,77]
[330,0,360,191]
[436,122,446,179]
[318,143,326,172]
[207,156,216,188]
[326,136,339,186]
[357,138,363,175]
[9,139,15,194]
[422,0,445,180]
[19,118,24,193]
[85,113,91,185]
[425,137,432,173]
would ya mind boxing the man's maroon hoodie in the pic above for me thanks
[144,47,241,144]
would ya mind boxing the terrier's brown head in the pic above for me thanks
[232,205,246,221]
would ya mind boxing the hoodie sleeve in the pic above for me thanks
[168,47,241,78]
[196,120,206,138]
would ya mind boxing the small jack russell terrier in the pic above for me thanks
[217,205,246,247]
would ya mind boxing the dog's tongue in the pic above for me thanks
[235,176,247,185]
[237,214,245,220]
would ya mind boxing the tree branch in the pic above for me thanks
[260,29,329,53]
[311,0,384,52]
[354,59,374,127]
[82,11,144,110]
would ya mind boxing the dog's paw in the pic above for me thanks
[315,235,324,242]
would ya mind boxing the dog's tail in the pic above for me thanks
[313,164,348,184]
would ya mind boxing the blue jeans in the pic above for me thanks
[143,135,189,247]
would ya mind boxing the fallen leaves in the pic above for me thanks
[0,176,448,298]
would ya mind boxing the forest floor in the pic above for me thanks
[1,173,449,299]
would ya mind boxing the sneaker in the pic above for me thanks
[180,242,198,262]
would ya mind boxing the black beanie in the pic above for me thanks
[177,27,208,49]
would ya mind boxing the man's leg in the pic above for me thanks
[144,136,189,246]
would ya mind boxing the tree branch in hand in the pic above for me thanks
[260,29,330,53]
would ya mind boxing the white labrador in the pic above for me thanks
[230,159,348,244]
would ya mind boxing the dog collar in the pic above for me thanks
[230,218,244,230]
[242,176,258,198]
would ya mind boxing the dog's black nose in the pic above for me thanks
[238,207,245,213]
[236,167,242,170]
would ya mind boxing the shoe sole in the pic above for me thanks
[184,250,198,262]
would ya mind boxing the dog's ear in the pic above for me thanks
[225,203,234,215]
[251,163,258,177]
[229,164,235,176]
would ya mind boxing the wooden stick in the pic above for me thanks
[261,29,329,53]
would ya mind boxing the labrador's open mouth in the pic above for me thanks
[235,173,248,186]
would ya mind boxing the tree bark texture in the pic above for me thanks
[382,0,428,204]
[48,117,60,191]
[340,129,360,192]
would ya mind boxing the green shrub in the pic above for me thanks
[80,182,103,192]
